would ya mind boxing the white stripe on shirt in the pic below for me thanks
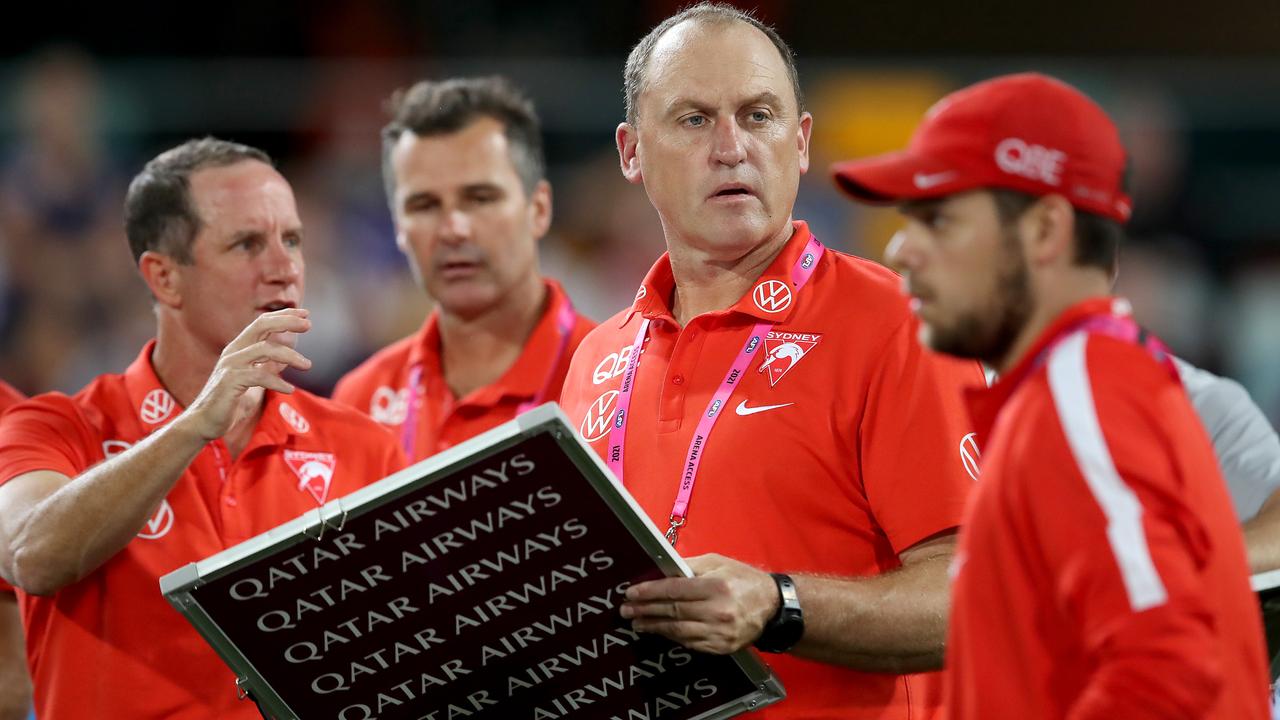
[1047,331,1169,612]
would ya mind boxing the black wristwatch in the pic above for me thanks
[754,573,804,653]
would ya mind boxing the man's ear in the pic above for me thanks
[617,122,643,185]
[529,179,553,241]
[1021,194,1076,268]
[138,250,183,308]
[796,112,813,175]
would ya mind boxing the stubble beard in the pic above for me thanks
[926,227,1034,367]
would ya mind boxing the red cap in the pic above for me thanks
[832,73,1132,223]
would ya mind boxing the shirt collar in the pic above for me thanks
[123,338,309,449]
[965,295,1130,440]
[618,220,815,328]
[123,340,183,434]
[250,391,315,450]
[410,278,576,406]
[408,307,444,373]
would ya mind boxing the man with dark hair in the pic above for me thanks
[334,76,595,461]
[0,138,404,719]
[123,137,272,264]
[558,4,984,718]
[834,72,1268,719]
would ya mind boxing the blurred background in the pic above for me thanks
[2,0,1278,422]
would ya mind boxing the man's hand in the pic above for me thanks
[183,308,312,441]
[619,553,780,654]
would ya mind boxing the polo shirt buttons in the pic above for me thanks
[224,496,238,507]
[672,375,685,385]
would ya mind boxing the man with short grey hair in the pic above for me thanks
[558,5,984,718]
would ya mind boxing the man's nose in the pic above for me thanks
[710,118,747,167]
[884,229,920,274]
[438,208,472,244]
[261,236,302,284]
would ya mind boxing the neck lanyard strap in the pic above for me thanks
[400,364,424,458]
[606,235,825,546]
[400,294,577,459]
[517,298,578,414]
[1035,310,1180,385]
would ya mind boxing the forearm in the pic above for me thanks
[5,414,207,594]
[791,552,952,672]
[0,595,30,720]
[1244,497,1280,573]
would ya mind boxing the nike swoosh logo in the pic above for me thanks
[735,400,794,416]
[913,171,957,190]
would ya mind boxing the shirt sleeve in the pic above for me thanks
[1176,357,1280,521]
[380,428,408,475]
[860,316,985,554]
[0,395,98,486]
[0,381,24,415]
[330,372,366,410]
[1035,343,1226,720]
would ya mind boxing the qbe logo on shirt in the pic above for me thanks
[279,402,311,434]
[593,345,637,385]
[370,386,409,426]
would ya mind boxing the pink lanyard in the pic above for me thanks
[607,236,825,546]
[400,296,577,459]
[1035,304,1180,384]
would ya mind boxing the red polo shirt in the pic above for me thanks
[946,297,1269,720]
[333,279,595,461]
[0,381,22,594]
[0,342,405,720]
[0,380,20,413]
[558,222,984,719]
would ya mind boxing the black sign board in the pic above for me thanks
[162,404,784,720]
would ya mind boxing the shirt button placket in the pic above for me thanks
[660,321,702,424]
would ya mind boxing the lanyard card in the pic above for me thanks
[161,403,784,720]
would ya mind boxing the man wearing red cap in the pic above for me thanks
[835,72,1268,719]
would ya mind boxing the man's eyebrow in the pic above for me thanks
[401,189,439,204]
[901,198,944,214]
[461,181,504,193]
[664,91,786,117]
[663,96,709,117]
[228,229,262,243]
[742,91,784,109]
